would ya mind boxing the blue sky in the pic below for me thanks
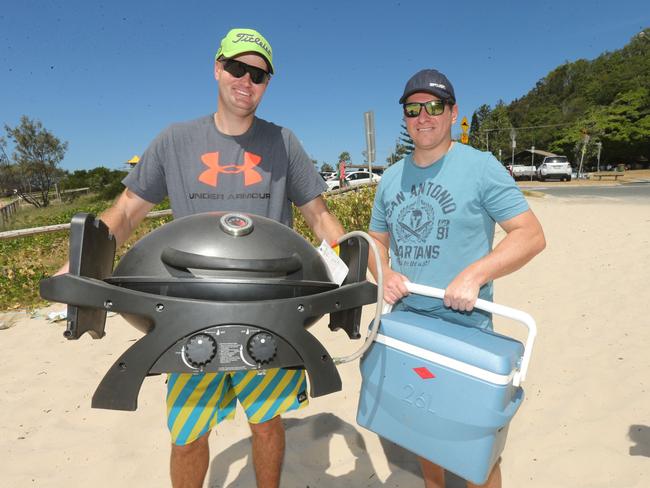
[1,0,648,172]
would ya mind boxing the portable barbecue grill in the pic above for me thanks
[40,212,377,411]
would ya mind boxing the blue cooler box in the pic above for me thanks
[357,310,526,485]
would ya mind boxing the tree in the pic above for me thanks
[398,123,415,152]
[320,162,334,172]
[468,104,492,150]
[386,141,410,166]
[385,124,414,165]
[499,28,650,165]
[551,87,650,164]
[484,102,515,162]
[2,116,67,207]
[338,151,351,164]
[0,137,12,196]
[59,167,128,201]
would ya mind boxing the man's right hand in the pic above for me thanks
[382,269,410,305]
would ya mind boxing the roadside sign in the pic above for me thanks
[460,133,469,144]
[460,116,469,133]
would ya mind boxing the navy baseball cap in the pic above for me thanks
[399,69,456,105]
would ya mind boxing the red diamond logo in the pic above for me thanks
[413,367,435,379]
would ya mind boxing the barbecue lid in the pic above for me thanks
[107,212,337,301]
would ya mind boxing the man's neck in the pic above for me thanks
[213,111,255,136]
[412,140,454,167]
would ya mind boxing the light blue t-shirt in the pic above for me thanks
[370,143,529,328]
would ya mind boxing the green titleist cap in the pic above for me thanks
[215,28,274,74]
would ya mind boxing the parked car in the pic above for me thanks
[508,164,537,180]
[537,156,572,181]
[326,170,381,191]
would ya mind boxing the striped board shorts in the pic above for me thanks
[166,368,308,446]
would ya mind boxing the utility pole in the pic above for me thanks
[510,128,517,167]
[364,111,376,176]
[578,132,590,178]
[596,141,602,172]
[530,145,535,181]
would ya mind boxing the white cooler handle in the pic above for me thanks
[383,282,537,387]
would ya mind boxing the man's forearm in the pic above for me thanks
[459,213,546,289]
[310,212,345,246]
[367,231,391,282]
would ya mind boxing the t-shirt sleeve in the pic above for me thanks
[121,128,169,204]
[283,128,327,206]
[481,154,529,222]
[369,180,389,233]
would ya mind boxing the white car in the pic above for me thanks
[537,156,572,182]
[326,170,381,191]
[508,164,537,180]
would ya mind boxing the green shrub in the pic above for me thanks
[293,187,375,243]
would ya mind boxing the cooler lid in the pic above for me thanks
[377,311,524,378]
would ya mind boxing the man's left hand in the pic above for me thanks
[443,270,481,312]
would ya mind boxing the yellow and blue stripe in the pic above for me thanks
[166,368,307,445]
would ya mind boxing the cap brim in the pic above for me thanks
[399,88,453,104]
[217,49,273,74]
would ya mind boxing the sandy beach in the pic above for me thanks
[1,192,649,487]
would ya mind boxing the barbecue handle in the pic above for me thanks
[390,283,537,387]
[160,247,302,274]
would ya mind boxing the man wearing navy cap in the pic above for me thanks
[368,69,546,487]
[55,28,344,488]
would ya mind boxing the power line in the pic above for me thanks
[479,122,574,133]
[478,122,575,152]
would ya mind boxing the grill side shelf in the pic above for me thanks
[39,212,116,340]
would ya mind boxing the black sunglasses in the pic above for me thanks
[222,58,270,84]
[403,100,447,118]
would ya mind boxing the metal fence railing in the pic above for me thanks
[0,209,173,240]
[0,182,376,240]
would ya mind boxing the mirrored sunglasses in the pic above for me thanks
[222,58,269,84]
[403,100,446,118]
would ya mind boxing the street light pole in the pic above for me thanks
[530,145,535,181]
[510,128,517,167]
[578,133,590,178]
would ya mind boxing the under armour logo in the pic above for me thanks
[198,151,263,187]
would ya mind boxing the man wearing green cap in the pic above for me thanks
[55,28,344,488]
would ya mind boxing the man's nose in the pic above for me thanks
[418,108,431,121]
[239,72,254,85]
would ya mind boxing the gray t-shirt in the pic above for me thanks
[123,114,326,226]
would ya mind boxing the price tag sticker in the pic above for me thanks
[318,241,348,285]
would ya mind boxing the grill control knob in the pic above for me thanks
[247,332,277,364]
[184,333,217,368]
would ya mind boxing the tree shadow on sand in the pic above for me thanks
[628,425,650,457]
[206,412,467,487]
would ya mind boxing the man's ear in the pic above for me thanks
[451,103,459,125]
[214,61,221,81]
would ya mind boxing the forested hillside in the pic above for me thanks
[469,28,649,167]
